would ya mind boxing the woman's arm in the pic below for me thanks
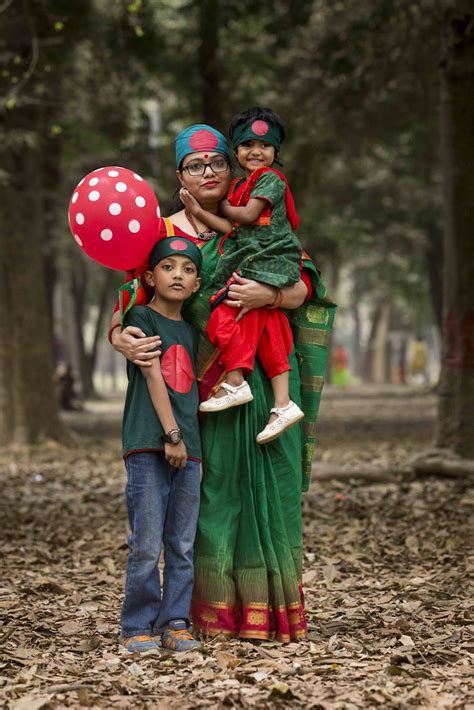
[140,360,187,469]
[180,188,233,234]
[109,310,161,367]
[224,273,308,322]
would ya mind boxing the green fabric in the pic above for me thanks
[213,171,301,289]
[122,306,201,460]
[182,234,336,638]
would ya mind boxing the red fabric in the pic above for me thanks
[206,305,292,379]
[228,167,299,229]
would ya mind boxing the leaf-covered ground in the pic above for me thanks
[1,387,472,709]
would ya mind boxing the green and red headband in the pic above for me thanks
[148,237,202,273]
[231,119,283,152]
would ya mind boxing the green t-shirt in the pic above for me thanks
[122,305,201,461]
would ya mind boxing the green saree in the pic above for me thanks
[180,228,335,642]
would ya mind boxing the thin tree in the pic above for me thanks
[436,3,474,458]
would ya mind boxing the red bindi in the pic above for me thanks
[204,154,209,158]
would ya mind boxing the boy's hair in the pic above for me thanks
[229,107,286,144]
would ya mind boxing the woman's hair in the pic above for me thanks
[229,107,286,142]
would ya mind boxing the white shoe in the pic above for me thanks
[199,381,253,412]
[256,401,304,444]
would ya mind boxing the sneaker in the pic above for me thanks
[161,620,203,652]
[120,635,161,654]
[199,381,253,412]
[256,401,304,445]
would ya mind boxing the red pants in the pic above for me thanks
[206,304,293,380]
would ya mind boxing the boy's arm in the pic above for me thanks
[220,197,266,224]
[140,359,187,469]
[180,187,233,233]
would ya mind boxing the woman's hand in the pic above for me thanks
[112,326,161,367]
[180,188,202,216]
[223,273,308,322]
[223,273,276,322]
[219,198,231,217]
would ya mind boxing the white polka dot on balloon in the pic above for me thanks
[74,234,83,247]
[76,213,85,225]
[93,168,103,173]
[108,170,119,177]
[116,182,127,192]
[109,203,122,215]
[88,191,100,201]
[101,229,113,241]
[133,173,143,181]
[156,205,161,217]
[78,178,84,186]
[72,192,79,203]
[89,177,99,186]
[135,196,146,207]
[129,220,140,233]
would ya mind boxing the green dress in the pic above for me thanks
[213,170,302,289]
[180,227,336,642]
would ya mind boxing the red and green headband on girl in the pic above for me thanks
[231,119,283,152]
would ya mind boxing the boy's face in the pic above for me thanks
[145,254,201,302]
[236,140,276,175]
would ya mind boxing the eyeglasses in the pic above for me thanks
[182,159,230,176]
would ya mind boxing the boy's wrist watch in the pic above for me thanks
[162,428,183,445]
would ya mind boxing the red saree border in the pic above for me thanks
[191,593,307,643]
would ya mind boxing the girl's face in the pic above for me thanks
[177,151,231,209]
[236,140,276,175]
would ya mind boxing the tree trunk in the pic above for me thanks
[436,5,474,457]
[198,0,223,129]
[0,110,70,445]
[361,303,383,382]
[0,2,78,444]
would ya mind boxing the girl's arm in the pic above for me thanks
[179,188,233,234]
[140,359,187,469]
[109,310,161,367]
[220,197,266,225]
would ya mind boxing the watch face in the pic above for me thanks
[170,431,181,444]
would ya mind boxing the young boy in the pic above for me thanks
[120,236,203,654]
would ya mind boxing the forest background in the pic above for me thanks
[0,2,473,709]
[0,0,473,456]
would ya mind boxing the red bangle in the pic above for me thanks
[268,288,283,309]
[108,323,121,345]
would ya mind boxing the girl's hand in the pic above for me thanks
[179,188,201,216]
[223,273,276,322]
[165,441,187,469]
[112,326,161,367]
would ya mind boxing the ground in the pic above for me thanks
[0,387,472,709]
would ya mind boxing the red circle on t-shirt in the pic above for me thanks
[189,129,219,151]
[160,344,195,394]
[251,120,269,136]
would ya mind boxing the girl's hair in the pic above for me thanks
[229,107,286,142]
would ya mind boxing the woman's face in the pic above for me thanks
[177,151,231,209]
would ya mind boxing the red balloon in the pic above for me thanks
[68,166,161,271]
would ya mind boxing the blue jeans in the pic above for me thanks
[120,451,201,637]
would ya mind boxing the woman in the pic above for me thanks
[110,124,335,642]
